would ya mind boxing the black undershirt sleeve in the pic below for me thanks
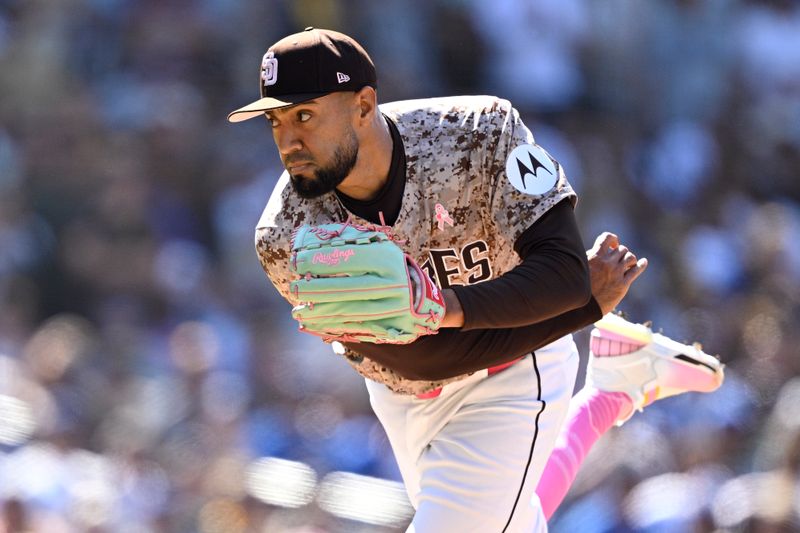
[344,298,601,381]
[342,200,603,381]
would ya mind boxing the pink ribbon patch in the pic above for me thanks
[434,203,454,231]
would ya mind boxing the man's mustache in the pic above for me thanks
[284,153,315,166]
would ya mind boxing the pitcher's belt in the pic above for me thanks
[415,357,524,400]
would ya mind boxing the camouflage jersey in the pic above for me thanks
[255,95,576,395]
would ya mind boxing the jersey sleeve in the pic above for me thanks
[452,198,591,330]
[254,173,302,304]
[481,101,577,250]
[254,172,352,305]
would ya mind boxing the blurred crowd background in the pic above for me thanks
[1,0,799,531]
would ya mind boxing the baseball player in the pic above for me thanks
[228,28,724,532]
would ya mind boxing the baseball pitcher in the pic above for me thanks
[228,28,724,532]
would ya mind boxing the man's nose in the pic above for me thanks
[275,126,303,156]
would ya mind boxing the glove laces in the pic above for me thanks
[306,213,406,245]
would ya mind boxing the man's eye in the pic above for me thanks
[298,111,312,122]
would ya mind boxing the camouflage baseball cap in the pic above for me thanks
[227,27,377,123]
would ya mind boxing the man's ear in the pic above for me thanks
[354,86,378,122]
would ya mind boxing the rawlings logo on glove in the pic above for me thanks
[312,249,355,265]
[288,220,446,344]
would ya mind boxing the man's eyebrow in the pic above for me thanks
[266,100,321,118]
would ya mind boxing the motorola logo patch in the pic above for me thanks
[505,144,558,195]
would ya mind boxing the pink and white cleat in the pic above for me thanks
[586,313,725,424]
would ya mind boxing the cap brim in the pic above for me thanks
[227,92,330,123]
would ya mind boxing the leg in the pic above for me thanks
[367,336,579,533]
[535,313,725,520]
[536,387,631,520]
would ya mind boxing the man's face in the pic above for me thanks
[266,93,359,199]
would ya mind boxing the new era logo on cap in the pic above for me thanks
[337,72,350,84]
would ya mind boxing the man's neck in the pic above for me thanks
[335,115,393,201]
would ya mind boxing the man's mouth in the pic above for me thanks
[287,161,313,174]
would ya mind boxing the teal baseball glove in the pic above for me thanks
[289,221,446,344]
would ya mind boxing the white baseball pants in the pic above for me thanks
[366,335,580,533]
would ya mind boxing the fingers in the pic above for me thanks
[607,244,628,263]
[593,232,619,253]
[622,249,638,269]
[608,244,640,268]
[589,233,648,288]
[623,257,648,286]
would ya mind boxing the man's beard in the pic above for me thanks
[289,130,359,199]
